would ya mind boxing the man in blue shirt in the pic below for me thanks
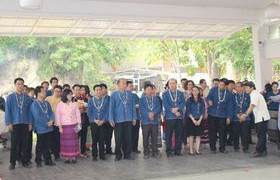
[162,78,185,157]
[127,81,141,154]
[46,77,59,97]
[109,78,137,161]
[140,84,162,159]
[87,85,110,161]
[232,82,251,153]
[207,78,233,154]
[31,86,56,167]
[5,78,33,170]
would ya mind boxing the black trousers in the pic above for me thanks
[208,115,227,151]
[51,126,60,159]
[232,121,250,150]
[255,120,268,154]
[35,132,52,164]
[104,122,114,153]
[165,119,183,154]
[27,130,33,161]
[132,120,140,151]
[226,123,234,144]
[10,124,29,165]
[114,121,132,158]
[90,122,105,158]
[142,124,158,156]
[79,114,89,154]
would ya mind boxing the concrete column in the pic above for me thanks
[252,21,273,91]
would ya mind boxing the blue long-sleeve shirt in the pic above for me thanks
[5,92,33,125]
[31,100,54,134]
[87,96,109,123]
[186,98,206,119]
[266,91,280,111]
[46,89,53,97]
[207,87,233,119]
[162,90,185,120]
[139,95,162,125]
[232,92,251,121]
[109,90,137,123]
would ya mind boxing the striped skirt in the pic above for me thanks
[60,124,80,158]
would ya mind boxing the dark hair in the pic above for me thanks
[27,87,35,93]
[61,89,72,103]
[235,82,242,86]
[245,81,256,90]
[199,79,206,85]
[50,77,58,84]
[72,84,81,90]
[180,78,188,83]
[23,85,28,89]
[34,86,44,98]
[62,84,70,90]
[100,83,108,89]
[144,83,154,90]
[14,77,24,85]
[93,84,102,90]
[54,85,62,91]
[190,86,203,103]
[117,78,126,85]
[227,80,235,85]
[184,80,194,90]
[219,78,228,84]
[80,85,90,94]
[272,82,279,87]
[127,80,133,86]
[264,83,272,92]
[41,81,49,86]
[212,78,219,83]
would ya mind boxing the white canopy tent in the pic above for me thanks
[1,0,280,90]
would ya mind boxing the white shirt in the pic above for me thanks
[250,90,270,123]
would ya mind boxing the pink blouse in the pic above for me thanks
[55,102,81,127]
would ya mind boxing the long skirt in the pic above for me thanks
[60,124,80,158]
[201,118,210,144]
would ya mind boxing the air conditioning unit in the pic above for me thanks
[19,0,42,10]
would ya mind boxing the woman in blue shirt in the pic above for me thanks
[266,82,280,111]
[186,86,206,155]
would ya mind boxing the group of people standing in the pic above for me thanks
[1,75,274,170]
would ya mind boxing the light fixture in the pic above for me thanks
[265,2,280,19]
[19,0,42,10]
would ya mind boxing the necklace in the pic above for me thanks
[235,92,244,112]
[15,93,24,114]
[169,90,178,105]
[218,88,227,103]
[118,91,128,113]
[36,99,49,119]
[146,95,154,111]
[93,96,104,118]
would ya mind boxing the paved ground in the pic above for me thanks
[0,136,279,180]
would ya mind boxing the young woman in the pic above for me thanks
[56,89,81,164]
[186,86,206,155]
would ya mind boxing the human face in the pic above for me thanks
[81,87,86,96]
[181,80,187,89]
[42,83,49,91]
[272,84,278,92]
[192,87,200,97]
[94,87,102,98]
[187,81,194,91]
[67,93,73,101]
[38,88,46,100]
[244,86,253,94]
[51,80,58,88]
[228,83,236,92]
[15,80,24,93]
[73,86,81,97]
[145,86,153,97]
[213,80,219,87]
[235,83,243,93]
[127,83,134,92]
[101,87,107,96]
[118,79,127,91]
[53,88,62,98]
[200,81,207,89]
[168,79,177,91]
[28,90,35,99]
[218,82,226,90]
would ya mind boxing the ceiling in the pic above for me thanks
[83,0,276,9]
[0,16,245,39]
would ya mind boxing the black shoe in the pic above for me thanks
[100,156,106,161]
[45,161,56,166]
[174,152,182,156]
[106,150,114,155]
[9,164,15,170]
[243,149,250,154]
[71,160,77,164]
[22,163,31,168]
[234,149,240,152]
[124,156,135,160]
[92,157,98,162]
[195,151,202,155]
[133,150,141,154]
[219,150,228,154]
[252,152,263,158]
[36,163,42,168]
[115,156,122,161]
[64,160,71,164]
[210,150,216,154]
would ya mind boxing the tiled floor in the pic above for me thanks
[0,138,279,180]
